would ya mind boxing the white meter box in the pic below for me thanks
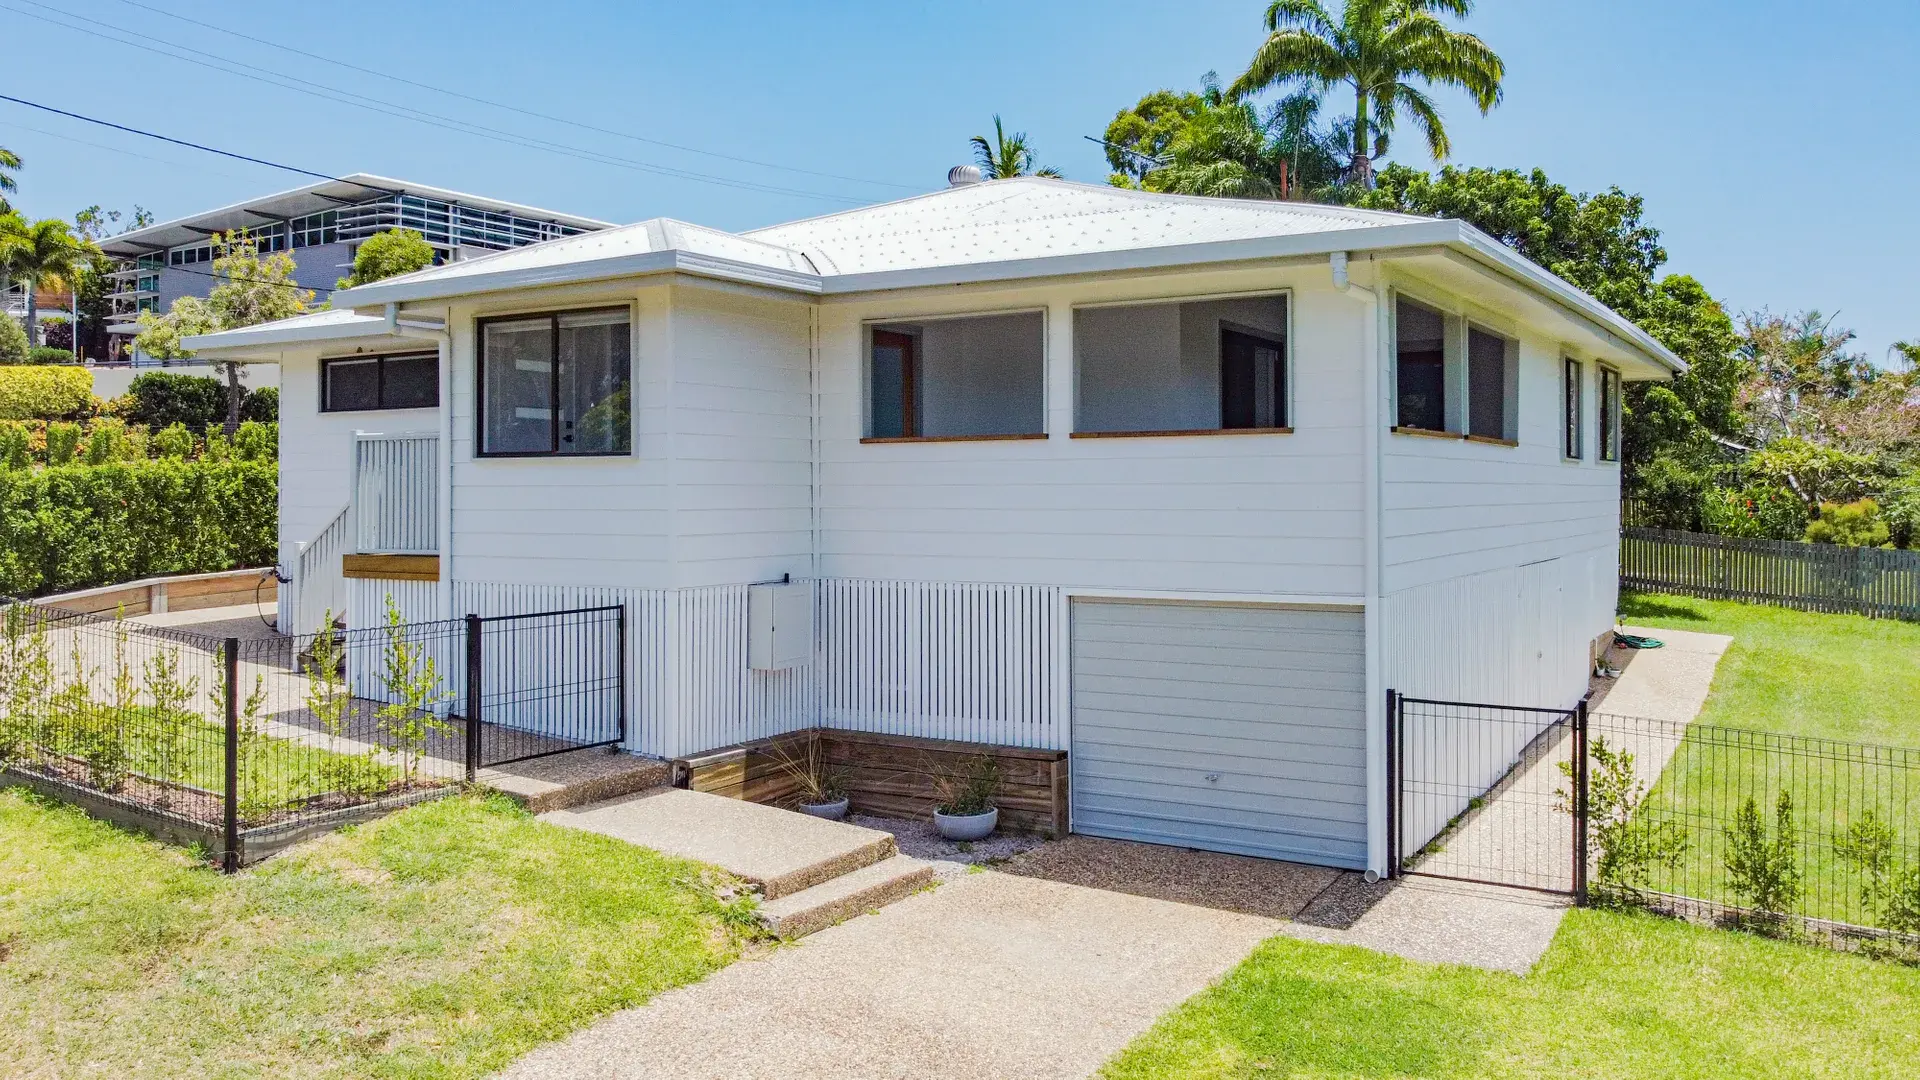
[748,582,811,670]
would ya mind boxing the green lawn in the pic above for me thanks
[1102,907,1920,1080]
[1617,591,1920,744]
[1613,593,1920,926]
[0,789,753,1078]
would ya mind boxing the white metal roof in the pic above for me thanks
[745,179,1427,276]
[99,173,617,257]
[183,308,398,355]
[212,177,1683,374]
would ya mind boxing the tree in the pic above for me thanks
[971,116,1062,179]
[0,146,19,214]
[71,205,152,361]
[133,230,313,429]
[1107,75,1349,198]
[337,228,435,289]
[1229,0,1505,189]
[1103,88,1211,186]
[1737,311,1919,460]
[0,214,98,345]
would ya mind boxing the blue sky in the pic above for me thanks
[4,0,1914,360]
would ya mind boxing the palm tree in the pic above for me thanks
[1229,0,1504,189]
[971,116,1063,179]
[0,215,98,345]
[0,146,19,214]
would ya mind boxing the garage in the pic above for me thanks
[1069,599,1369,868]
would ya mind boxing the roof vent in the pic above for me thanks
[947,164,983,188]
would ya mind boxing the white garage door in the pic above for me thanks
[1070,600,1369,868]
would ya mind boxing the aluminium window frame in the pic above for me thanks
[474,304,635,459]
[1463,320,1520,446]
[1597,364,1622,463]
[1069,287,1294,438]
[1562,355,1586,461]
[318,351,441,414]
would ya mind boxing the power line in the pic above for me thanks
[0,119,251,181]
[4,1,872,204]
[0,94,340,181]
[105,0,919,193]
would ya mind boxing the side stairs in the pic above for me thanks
[542,788,933,939]
[478,748,672,814]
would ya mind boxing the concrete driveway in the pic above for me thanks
[495,869,1277,1080]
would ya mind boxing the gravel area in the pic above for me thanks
[849,812,1048,879]
[996,834,1343,920]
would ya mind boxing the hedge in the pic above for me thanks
[0,459,276,597]
[121,371,278,430]
[0,366,92,420]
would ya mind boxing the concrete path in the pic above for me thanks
[1388,623,1733,970]
[496,870,1277,1080]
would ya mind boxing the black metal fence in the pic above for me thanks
[0,600,625,869]
[1621,525,1920,621]
[1392,692,1920,954]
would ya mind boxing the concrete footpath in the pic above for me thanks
[496,870,1277,1080]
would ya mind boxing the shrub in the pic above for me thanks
[27,346,73,366]
[1724,791,1802,921]
[0,458,277,596]
[0,317,28,366]
[39,318,73,352]
[83,418,129,465]
[1699,484,1807,540]
[0,422,28,470]
[1558,736,1689,893]
[153,422,194,459]
[241,385,278,423]
[1804,499,1891,548]
[233,420,277,462]
[0,365,92,420]
[43,421,81,466]
[122,371,226,431]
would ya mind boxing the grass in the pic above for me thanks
[33,706,402,822]
[0,788,754,1078]
[1617,591,1920,744]
[1102,907,1920,1079]
[1612,592,1920,926]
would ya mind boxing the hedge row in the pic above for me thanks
[0,366,93,421]
[0,459,276,598]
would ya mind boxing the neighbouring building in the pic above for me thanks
[98,174,614,355]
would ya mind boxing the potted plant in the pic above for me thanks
[929,754,1002,841]
[769,737,851,821]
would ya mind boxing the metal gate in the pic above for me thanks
[463,605,626,774]
[1388,691,1588,896]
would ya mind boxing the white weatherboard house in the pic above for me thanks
[186,174,1680,875]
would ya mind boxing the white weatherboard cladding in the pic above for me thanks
[276,348,436,575]
[818,268,1368,593]
[1070,600,1369,868]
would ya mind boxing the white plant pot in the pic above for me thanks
[933,806,998,841]
[799,797,849,821]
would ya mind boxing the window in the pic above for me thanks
[1598,366,1621,462]
[1563,356,1584,460]
[866,311,1044,440]
[321,352,439,412]
[478,308,631,456]
[1395,297,1446,432]
[1075,294,1289,435]
[1466,325,1516,443]
[292,210,339,248]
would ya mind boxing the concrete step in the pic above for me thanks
[480,749,671,814]
[542,788,900,899]
[756,854,936,939]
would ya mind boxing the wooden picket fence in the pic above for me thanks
[1621,526,1920,620]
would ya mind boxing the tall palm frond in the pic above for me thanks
[1228,0,1505,188]
[970,115,1062,179]
[0,215,98,344]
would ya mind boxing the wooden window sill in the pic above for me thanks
[1069,427,1294,440]
[859,433,1048,444]
[1390,426,1463,441]
[1465,434,1519,448]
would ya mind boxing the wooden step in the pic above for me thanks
[755,854,935,939]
